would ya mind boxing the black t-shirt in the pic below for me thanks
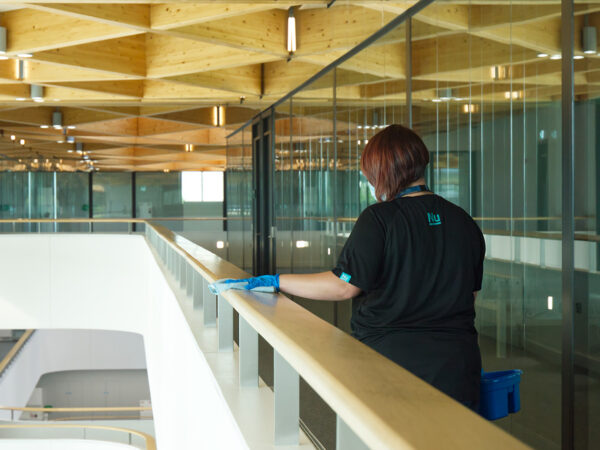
[332,194,485,405]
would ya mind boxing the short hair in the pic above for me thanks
[360,124,430,201]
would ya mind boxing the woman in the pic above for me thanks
[240,124,485,409]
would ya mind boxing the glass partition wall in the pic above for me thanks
[226,0,597,448]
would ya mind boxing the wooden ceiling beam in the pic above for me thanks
[0,106,53,126]
[150,3,276,30]
[43,85,136,101]
[47,80,144,98]
[412,34,537,78]
[142,79,260,103]
[33,35,146,78]
[298,42,406,79]
[294,6,396,56]
[0,83,30,98]
[75,105,140,117]
[473,17,562,55]
[60,108,124,126]
[26,3,150,30]
[25,61,129,83]
[164,65,262,96]
[167,9,287,57]
[137,117,198,136]
[71,117,139,136]
[145,33,279,78]
[3,8,143,54]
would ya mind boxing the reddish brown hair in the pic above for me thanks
[360,124,430,201]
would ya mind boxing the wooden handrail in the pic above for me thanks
[0,423,156,450]
[0,330,34,376]
[147,223,530,450]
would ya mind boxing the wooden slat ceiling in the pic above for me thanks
[0,1,597,172]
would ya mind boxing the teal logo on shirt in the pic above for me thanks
[427,212,441,226]
[340,272,352,283]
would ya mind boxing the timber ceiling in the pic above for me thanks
[0,1,597,173]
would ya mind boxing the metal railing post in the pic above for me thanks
[186,265,193,297]
[239,317,258,387]
[218,295,233,351]
[193,272,203,310]
[180,257,187,289]
[202,279,217,327]
[274,351,299,445]
[175,254,181,283]
[336,415,368,450]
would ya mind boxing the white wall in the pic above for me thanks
[35,369,150,411]
[0,329,146,421]
[0,234,247,450]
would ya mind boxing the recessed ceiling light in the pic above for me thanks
[550,54,562,60]
[67,149,73,153]
[0,56,8,61]
[574,55,584,60]
[67,125,76,129]
[537,53,548,58]
[17,53,32,58]
[33,98,44,103]
[40,125,49,129]
[15,97,26,101]
[57,140,64,144]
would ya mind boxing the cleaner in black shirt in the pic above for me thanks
[229,124,485,409]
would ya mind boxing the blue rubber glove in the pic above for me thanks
[242,274,280,292]
[208,275,280,295]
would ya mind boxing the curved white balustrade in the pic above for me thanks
[0,330,146,421]
[0,439,138,450]
[0,234,246,449]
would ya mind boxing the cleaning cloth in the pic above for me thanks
[208,274,280,295]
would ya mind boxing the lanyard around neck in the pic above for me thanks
[395,184,430,198]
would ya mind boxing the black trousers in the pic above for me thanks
[359,329,482,409]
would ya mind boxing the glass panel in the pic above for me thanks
[0,172,28,232]
[413,1,562,447]
[56,173,89,232]
[226,126,253,272]
[574,7,599,449]
[274,99,293,275]
[136,172,182,234]
[92,172,132,232]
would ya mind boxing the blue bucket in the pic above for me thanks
[479,370,522,421]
